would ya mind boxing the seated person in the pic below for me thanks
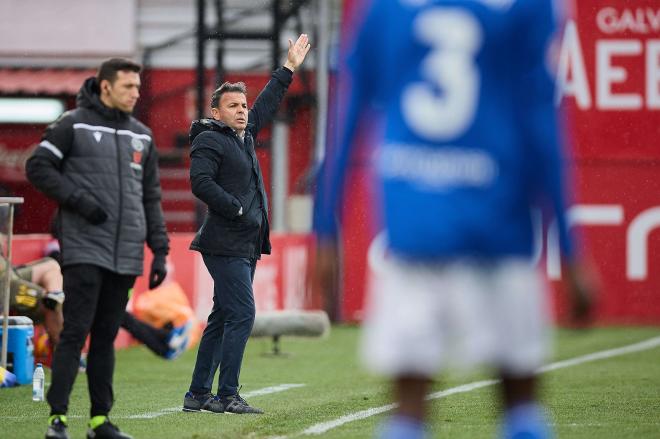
[0,255,64,346]
[1,253,191,361]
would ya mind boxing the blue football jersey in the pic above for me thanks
[314,0,574,261]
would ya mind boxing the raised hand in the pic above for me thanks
[284,33,311,72]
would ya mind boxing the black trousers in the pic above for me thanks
[120,312,169,357]
[47,264,135,417]
[189,255,256,397]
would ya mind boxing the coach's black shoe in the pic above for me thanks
[45,415,71,439]
[86,417,133,439]
[182,391,225,413]
[222,393,264,414]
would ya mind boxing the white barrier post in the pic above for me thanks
[1,196,24,369]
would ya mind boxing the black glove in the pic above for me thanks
[68,192,108,225]
[149,253,167,289]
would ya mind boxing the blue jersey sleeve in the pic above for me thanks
[313,0,382,239]
[516,0,575,259]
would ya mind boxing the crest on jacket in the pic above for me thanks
[131,137,144,163]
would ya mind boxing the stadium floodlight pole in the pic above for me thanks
[271,120,289,232]
[195,0,207,229]
[214,0,225,87]
[196,0,206,121]
[272,0,282,72]
[313,0,330,164]
[270,0,286,232]
[0,196,23,369]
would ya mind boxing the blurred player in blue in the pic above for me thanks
[312,0,596,438]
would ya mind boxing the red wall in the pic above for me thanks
[141,68,316,195]
[0,123,59,233]
[0,69,316,234]
[555,1,660,324]
[11,233,316,322]
[11,233,315,350]
[336,0,660,324]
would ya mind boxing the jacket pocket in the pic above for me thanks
[196,213,258,256]
[62,207,90,234]
[208,196,240,220]
[234,192,259,226]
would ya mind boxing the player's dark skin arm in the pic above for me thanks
[309,238,341,321]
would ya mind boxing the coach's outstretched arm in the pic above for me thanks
[248,34,311,135]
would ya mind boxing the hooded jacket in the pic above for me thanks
[25,77,169,275]
[188,66,293,258]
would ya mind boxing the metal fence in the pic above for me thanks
[1,196,24,369]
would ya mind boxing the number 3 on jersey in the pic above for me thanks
[402,9,483,141]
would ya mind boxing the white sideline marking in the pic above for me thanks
[242,383,306,397]
[537,336,660,373]
[301,404,398,436]
[295,336,660,436]
[1,384,307,421]
[124,383,305,419]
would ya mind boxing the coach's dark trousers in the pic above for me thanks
[189,255,256,398]
[47,264,135,417]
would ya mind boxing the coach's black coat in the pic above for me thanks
[25,77,169,275]
[188,66,293,258]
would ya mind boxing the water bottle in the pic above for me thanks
[32,363,45,401]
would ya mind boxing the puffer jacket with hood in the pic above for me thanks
[26,77,169,275]
[189,66,294,258]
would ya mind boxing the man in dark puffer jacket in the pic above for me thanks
[26,58,169,439]
[182,34,310,415]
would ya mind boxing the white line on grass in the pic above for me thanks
[301,404,398,436]
[2,384,307,421]
[294,335,660,437]
[537,336,660,373]
[243,383,306,397]
[124,383,305,419]
[300,380,500,436]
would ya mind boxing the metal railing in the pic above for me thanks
[1,196,24,369]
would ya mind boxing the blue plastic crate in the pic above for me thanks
[0,316,34,385]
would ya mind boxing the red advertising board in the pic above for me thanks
[11,233,315,322]
[558,1,660,160]
[336,0,660,324]
[555,1,660,324]
[10,233,314,348]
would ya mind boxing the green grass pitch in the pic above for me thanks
[1,325,659,438]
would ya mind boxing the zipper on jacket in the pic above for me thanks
[246,134,266,258]
[229,129,266,258]
[113,129,123,270]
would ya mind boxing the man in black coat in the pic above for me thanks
[182,34,310,415]
[26,58,169,439]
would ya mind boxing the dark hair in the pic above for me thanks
[96,58,142,85]
[210,82,247,108]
